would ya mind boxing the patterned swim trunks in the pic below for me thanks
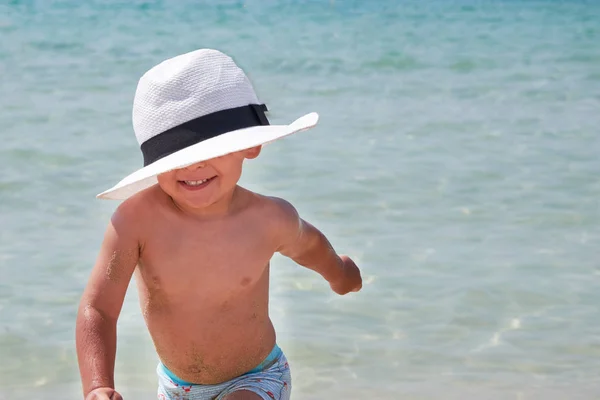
[156,344,291,400]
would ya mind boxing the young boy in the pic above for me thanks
[76,49,362,400]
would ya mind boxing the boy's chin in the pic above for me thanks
[175,194,216,209]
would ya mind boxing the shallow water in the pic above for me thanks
[1,1,599,399]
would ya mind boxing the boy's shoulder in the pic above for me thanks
[111,185,164,225]
[242,188,299,221]
[264,195,299,221]
[243,191,302,244]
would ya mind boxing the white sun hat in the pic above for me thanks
[96,49,318,200]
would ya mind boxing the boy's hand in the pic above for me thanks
[85,387,123,400]
[329,255,362,295]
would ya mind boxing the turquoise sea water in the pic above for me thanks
[1,1,599,399]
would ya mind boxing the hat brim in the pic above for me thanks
[96,112,318,200]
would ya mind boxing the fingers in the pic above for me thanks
[85,388,122,400]
[111,392,124,400]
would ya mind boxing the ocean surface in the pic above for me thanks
[1,1,599,399]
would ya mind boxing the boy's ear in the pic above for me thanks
[244,145,262,159]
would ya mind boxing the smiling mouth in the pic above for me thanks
[179,176,217,190]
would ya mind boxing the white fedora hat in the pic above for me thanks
[97,49,318,200]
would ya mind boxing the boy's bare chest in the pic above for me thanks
[138,220,276,298]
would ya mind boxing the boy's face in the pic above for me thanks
[157,146,261,210]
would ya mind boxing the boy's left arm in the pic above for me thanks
[271,198,362,295]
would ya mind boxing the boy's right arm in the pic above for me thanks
[76,204,140,399]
